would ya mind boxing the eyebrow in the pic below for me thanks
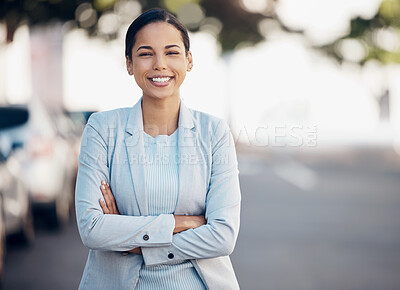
[165,44,181,49]
[136,44,181,52]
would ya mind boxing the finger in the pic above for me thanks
[101,183,114,212]
[106,183,118,213]
[105,183,115,202]
[102,183,115,213]
[103,183,117,214]
[103,183,119,214]
[100,182,108,198]
[99,198,110,214]
[100,183,114,213]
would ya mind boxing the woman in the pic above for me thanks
[75,8,241,290]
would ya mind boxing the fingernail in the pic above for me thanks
[101,180,106,185]
[102,185,105,190]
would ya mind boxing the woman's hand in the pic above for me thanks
[99,181,142,255]
[173,215,206,234]
[99,181,120,215]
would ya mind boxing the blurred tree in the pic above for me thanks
[317,0,400,65]
[1,0,398,61]
[0,0,278,52]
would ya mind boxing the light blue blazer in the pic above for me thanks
[75,98,241,290]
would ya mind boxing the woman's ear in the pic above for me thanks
[126,56,133,75]
[186,51,193,72]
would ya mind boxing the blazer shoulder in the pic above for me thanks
[190,109,230,138]
[190,109,225,129]
[86,107,131,133]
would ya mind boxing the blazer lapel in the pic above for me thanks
[175,101,197,214]
[125,98,148,216]
[124,98,197,216]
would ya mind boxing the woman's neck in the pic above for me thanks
[142,96,180,137]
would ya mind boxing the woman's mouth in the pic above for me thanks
[148,76,173,87]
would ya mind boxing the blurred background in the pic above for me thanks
[1,0,400,289]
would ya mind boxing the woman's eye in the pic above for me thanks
[167,51,179,55]
[139,52,152,56]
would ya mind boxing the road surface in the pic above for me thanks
[4,149,400,290]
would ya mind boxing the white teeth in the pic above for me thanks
[152,77,171,83]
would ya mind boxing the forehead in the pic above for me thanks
[134,22,183,47]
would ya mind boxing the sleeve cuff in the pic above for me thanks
[141,230,192,266]
[136,214,175,247]
[141,244,183,266]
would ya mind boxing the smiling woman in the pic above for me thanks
[126,21,193,109]
[75,8,241,290]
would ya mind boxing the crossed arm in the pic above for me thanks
[76,114,240,266]
[98,180,206,255]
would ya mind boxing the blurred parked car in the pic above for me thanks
[0,184,5,287]
[0,106,33,287]
[64,110,96,186]
[53,109,94,176]
[0,102,77,228]
[0,107,34,244]
[67,110,96,127]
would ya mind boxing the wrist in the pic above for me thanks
[173,215,190,233]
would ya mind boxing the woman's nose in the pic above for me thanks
[153,55,167,71]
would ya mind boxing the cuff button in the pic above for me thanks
[168,253,174,259]
[143,234,149,241]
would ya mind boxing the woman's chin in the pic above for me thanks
[143,93,180,101]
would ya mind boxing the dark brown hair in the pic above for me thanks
[125,8,190,60]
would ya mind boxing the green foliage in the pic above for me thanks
[94,0,118,11]
[163,0,200,13]
[1,0,399,64]
[319,0,400,65]
[0,0,265,54]
[379,0,400,25]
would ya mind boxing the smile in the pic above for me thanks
[148,76,174,87]
[151,77,172,83]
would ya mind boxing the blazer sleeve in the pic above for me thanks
[75,113,175,251]
[141,119,241,266]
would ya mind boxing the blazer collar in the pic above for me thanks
[125,97,194,136]
[178,99,195,130]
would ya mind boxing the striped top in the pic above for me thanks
[135,129,206,290]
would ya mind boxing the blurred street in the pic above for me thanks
[3,149,400,290]
[2,1,400,289]
[4,215,87,289]
[232,148,400,290]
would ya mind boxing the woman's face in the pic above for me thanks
[126,22,193,101]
